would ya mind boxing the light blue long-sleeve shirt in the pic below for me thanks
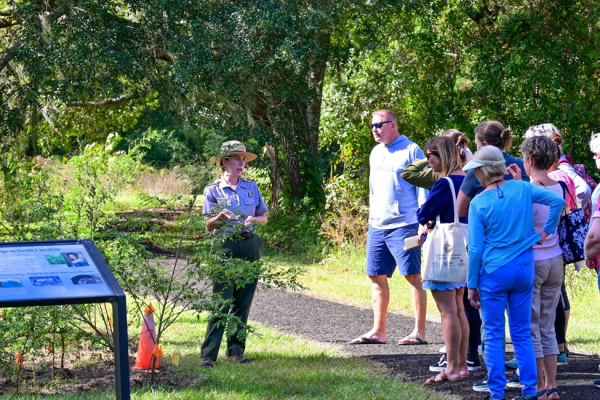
[369,135,428,229]
[467,180,565,289]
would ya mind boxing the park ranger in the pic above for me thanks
[200,140,268,367]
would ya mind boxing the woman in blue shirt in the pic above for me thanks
[200,141,268,367]
[464,146,564,400]
[417,136,469,384]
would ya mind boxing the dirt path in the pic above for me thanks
[249,288,600,400]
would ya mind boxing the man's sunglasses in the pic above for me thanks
[369,121,393,129]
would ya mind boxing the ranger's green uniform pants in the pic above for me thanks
[200,234,261,360]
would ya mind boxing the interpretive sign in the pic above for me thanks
[0,239,130,400]
[0,242,114,303]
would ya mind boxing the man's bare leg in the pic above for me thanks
[350,274,389,343]
[404,273,427,340]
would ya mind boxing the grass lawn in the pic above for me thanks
[3,312,448,400]
[267,249,600,355]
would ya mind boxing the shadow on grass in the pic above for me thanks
[175,352,447,400]
[357,352,600,400]
[262,251,323,267]
[570,337,600,346]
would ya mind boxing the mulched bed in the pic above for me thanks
[250,288,600,400]
[0,352,206,396]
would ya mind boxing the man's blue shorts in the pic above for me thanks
[366,223,421,277]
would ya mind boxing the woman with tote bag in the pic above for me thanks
[417,136,469,384]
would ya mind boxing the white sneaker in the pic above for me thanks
[438,345,446,353]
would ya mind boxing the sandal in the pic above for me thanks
[349,336,386,345]
[425,370,462,384]
[546,388,560,399]
[399,335,428,345]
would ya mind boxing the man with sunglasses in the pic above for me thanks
[350,109,429,346]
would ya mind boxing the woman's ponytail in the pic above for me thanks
[442,129,471,163]
[500,128,513,150]
[475,121,511,151]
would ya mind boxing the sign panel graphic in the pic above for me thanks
[0,243,113,302]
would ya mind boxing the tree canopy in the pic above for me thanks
[2,0,600,212]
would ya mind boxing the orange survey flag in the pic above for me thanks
[152,344,164,359]
[15,352,24,368]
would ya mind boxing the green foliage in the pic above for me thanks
[323,0,600,179]
[0,139,143,390]
[62,135,139,238]
[259,196,322,257]
[5,0,600,232]
[320,174,369,253]
[0,305,82,389]
[0,158,64,241]
[0,149,305,393]
[122,128,201,168]
[0,0,366,209]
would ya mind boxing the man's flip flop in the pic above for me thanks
[425,370,462,384]
[349,336,386,345]
[398,335,428,345]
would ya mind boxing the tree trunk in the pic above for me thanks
[27,103,39,156]
[281,130,304,200]
[306,33,330,160]
[244,96,284,212]
[265,144,282,212]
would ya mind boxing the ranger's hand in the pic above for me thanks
[219,209,239,221]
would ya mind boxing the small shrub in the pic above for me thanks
[319,174,369,253]
[259,196,323,258]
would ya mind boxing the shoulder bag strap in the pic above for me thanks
[557,180,570,216]
[558,180,567,199]
[557,180,576,208]
[444,176,459,223]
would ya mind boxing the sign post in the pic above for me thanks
[0,239,130,400]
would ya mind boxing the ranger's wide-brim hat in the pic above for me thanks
[210,140,257,164]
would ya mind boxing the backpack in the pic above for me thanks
[558,158,598,224]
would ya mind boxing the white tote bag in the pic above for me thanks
[421,177,469,283]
